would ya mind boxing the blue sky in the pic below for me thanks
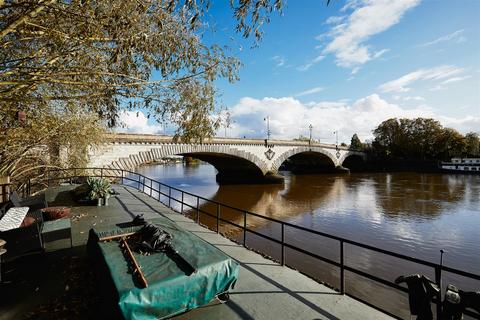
[119,0,480,144]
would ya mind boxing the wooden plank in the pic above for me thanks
[120,237,148,288]
[98,231,138,241]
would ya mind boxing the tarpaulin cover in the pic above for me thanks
[88,217,239,319]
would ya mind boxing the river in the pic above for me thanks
[131,162,479,317]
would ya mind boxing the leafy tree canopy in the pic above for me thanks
[372,118,479,160]
[1,0,283,140]
[350,133,363,150]
[0,0,287,185]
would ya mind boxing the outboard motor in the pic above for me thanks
[395,274,440,320]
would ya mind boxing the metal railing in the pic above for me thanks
[23,167,480,320]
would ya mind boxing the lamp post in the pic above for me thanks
[309,124,313,145]
[264,116,271,140]
[333,130,339,148]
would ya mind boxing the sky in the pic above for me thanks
[118,0,480,144]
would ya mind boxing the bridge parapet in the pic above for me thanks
[104,133,350,150]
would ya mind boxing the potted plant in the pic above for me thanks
[87,177,111,206]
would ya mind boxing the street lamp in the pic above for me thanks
[309,124,313,145]
[333,130,339,148]
[264,116,271,140]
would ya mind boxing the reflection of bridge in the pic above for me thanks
[88,133,366,183]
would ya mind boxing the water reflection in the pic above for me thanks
[134,163,480,274]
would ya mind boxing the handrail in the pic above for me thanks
[23,167,480,320]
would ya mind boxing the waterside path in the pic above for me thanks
[1,184,393,319]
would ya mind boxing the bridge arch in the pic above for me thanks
[271,147,338,173]
[339,152,367,171]
[338,151,367,165]
[102,143,274,184]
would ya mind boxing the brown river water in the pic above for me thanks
[131,163,479,318]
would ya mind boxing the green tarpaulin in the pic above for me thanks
[88,217,239,319]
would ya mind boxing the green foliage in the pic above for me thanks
[87,177,112,200]
[0,0,288,188]
[350,134,363,150]
[465,132,480,157]
[0,107,106,188]
[372,118,478,160]
[293,135,310,141]
[0,0,283,142]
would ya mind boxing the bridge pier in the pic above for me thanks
[216,171,284,185]
[335,166,350,173]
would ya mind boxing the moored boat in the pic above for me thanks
[440,158,480,174]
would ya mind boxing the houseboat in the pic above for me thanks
[440,158,480,174]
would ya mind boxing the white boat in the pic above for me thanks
[440,158,480,173]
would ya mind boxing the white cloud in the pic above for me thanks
[379,65,465,93]
[320,0,420,68]
[294,86,325,97]
[393,95,425,102]
[225,94,479,143]
[351,67,361,75]
[325,15,345,25]
[418,29,466,47]
[271,55,286,67]
[441,75,471,85]
[297,55,325,71]
[116,110,163,134]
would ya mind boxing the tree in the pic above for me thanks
[0,106,105,188]
[372,118,403,158]
[436,128,466,160]
[0,0,283,141]
[464,132,480,157]
[372,117,468,160]
[350,133,363,150]
[294,135,310,141]
[1,0,288,185]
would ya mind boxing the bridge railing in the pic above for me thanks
[22,167,480,320]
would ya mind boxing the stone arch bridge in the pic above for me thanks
[88,133,366,183]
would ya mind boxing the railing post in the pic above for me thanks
[121,170,124,185]
[281,223,285,266]
[149,179,153,197]
[435,266,442,320]
[243,211,247,247]
[137,174,141,190]
[340,240,345,295]
[180,191,184,214]
[158,184,161,201]
[100,168,103,179]
[168,188,171,208]
[216,204,220,234]
[196,197,200,223]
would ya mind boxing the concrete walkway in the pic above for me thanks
[58,184,392,320]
